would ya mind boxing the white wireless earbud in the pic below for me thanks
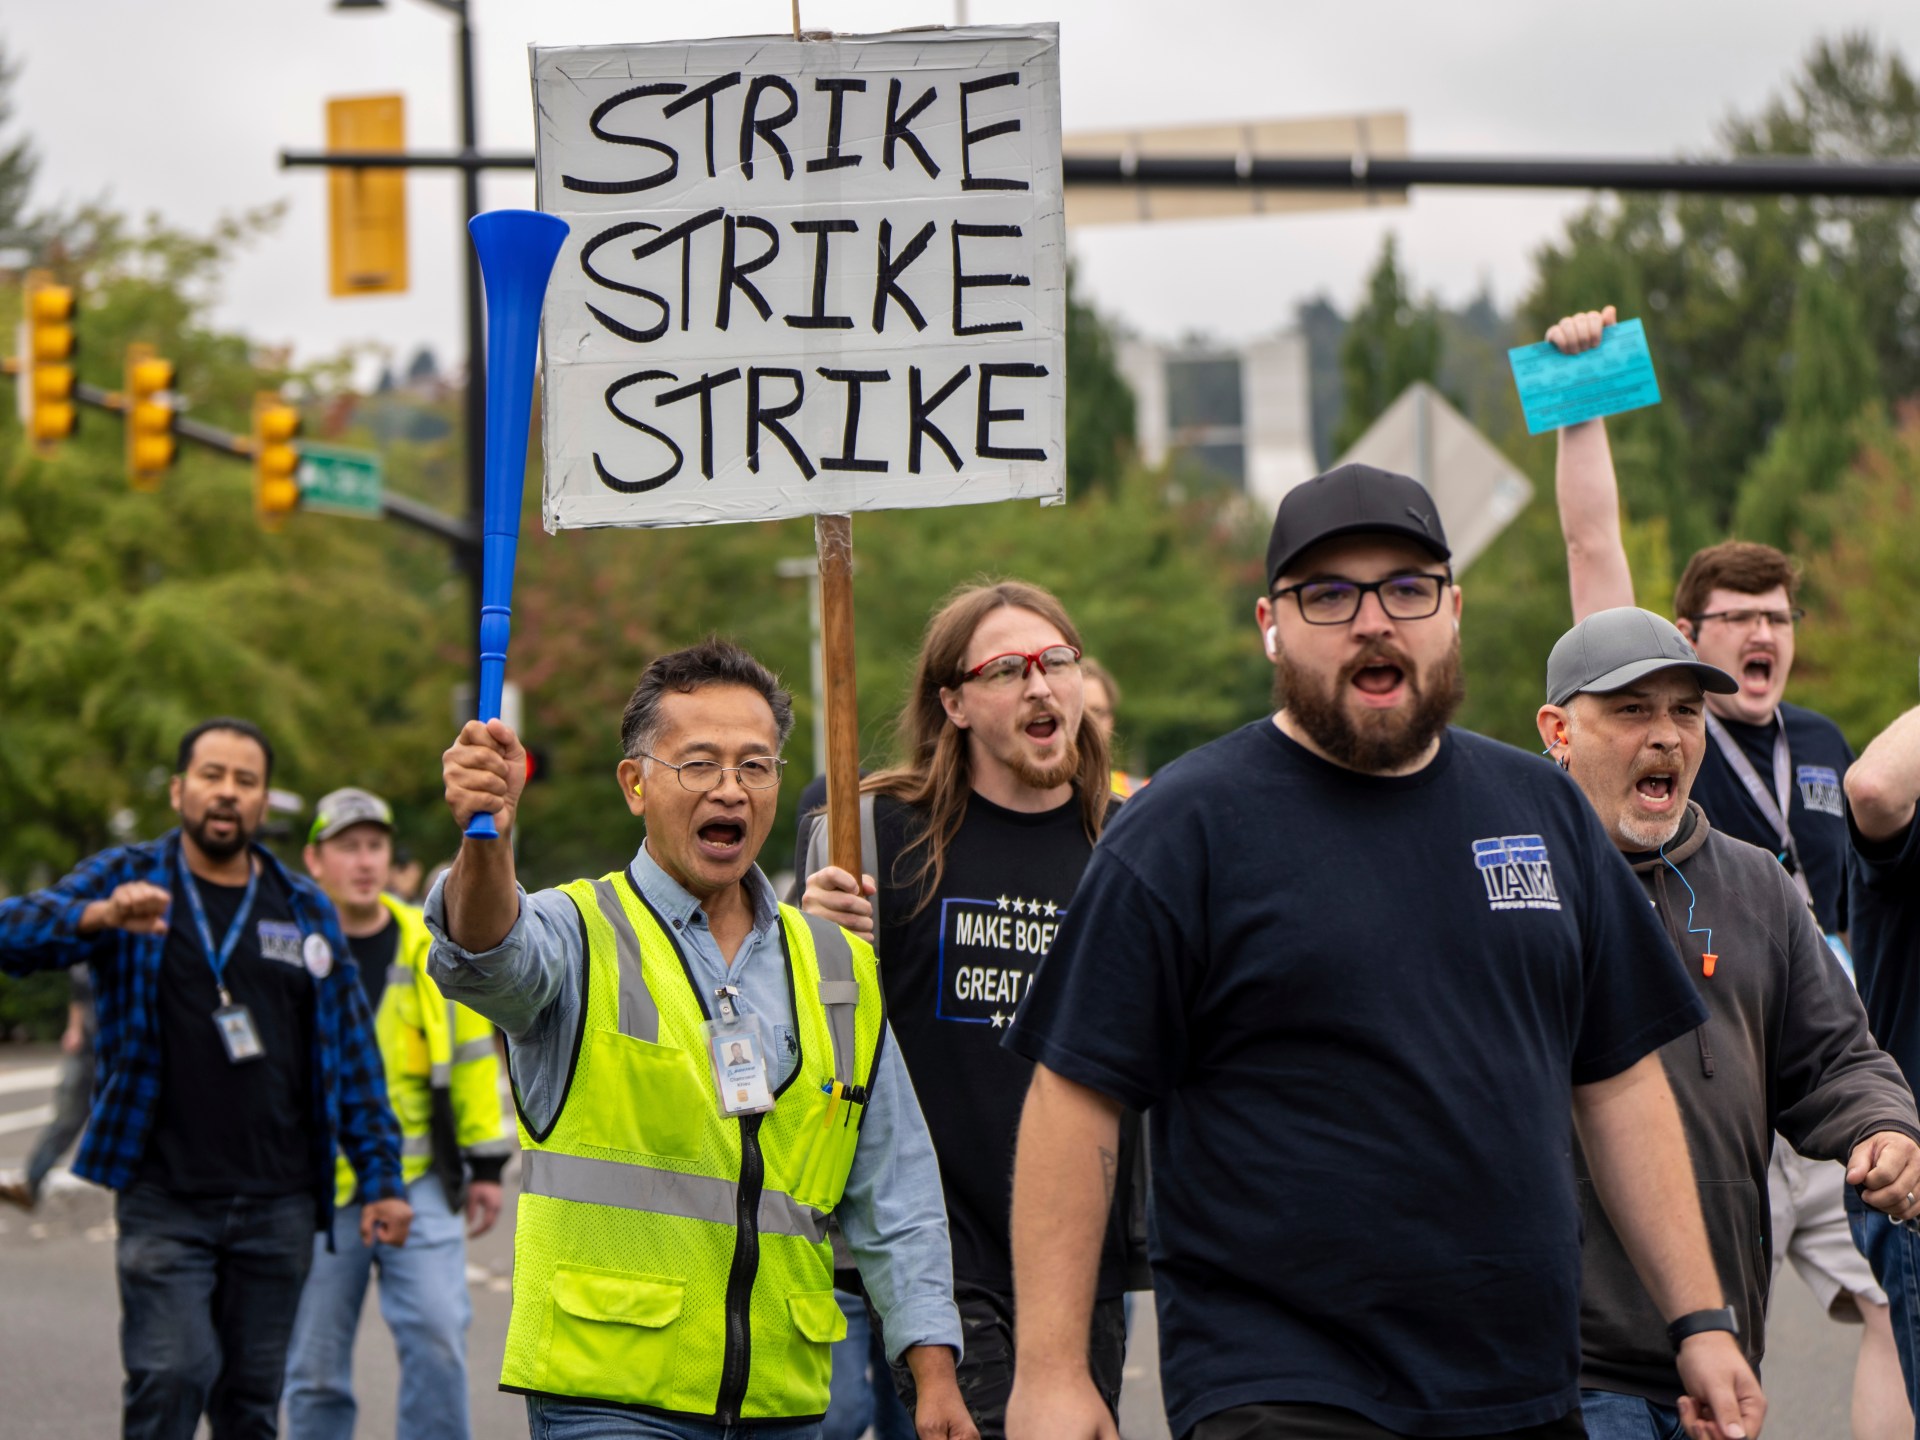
[1264,626,1278,658]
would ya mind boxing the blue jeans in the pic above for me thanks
[1578,1389,1683,1439]
[525,1398,823,1439]
[823,1289,916,1440]
[1847,1185,1920,1417]
[283,1173,473,1440]
[115,1182,316,1440]
[25,1035,93,1195]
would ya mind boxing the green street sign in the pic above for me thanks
[296,444,383,518]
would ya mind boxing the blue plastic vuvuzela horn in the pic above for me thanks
[464,208,570,839]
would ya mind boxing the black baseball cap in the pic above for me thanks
[1265,464,1452,590]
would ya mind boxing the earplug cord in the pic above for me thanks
[1658,839,1714,958]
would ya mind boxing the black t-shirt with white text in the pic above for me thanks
[138,865,318,1197]
[870,789,1134,1301]
[1005,723,1706,1438]
[1694,703,1854,933]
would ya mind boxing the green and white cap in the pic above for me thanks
[308,787,394,845]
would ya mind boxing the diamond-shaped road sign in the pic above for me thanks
[1335,381,1532,573]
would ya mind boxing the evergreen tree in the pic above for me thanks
[1734,265,1884,548]
[1332,235,1443,456]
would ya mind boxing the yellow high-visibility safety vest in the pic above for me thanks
[501,870,884,1422]
[334,894,510,1208]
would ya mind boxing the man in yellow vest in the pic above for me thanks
[1079,658,1147,799]
[429,638,974,1440]
[284,787,512,1440]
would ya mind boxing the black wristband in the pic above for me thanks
[1667,1305,1739,1352]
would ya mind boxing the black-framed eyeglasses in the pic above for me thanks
[961,644,1083,687]
[637,752,787,792]
[1270,573,1452,626]
[1689,607,1804,631]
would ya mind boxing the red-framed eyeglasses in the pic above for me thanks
[961,645,1083,686]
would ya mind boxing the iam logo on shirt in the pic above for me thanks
[257,920,305,966]
[1797,764,1845,818]
[1471,835,1564,913]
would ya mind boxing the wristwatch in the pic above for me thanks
[1667,1306,1739,1352]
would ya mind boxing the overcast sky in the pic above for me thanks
[11,0,1920,377]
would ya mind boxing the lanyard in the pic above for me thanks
[177,853,261,1005]
[1705,712,1815,909]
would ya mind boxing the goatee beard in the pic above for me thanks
[1277,636,1465,773]
[187,811,252,861]
[1008,731,1081,791]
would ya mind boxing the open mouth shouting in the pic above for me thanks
[1344,647,1414,711]
[1738,649,1776,699]
[1022,711,1062,747]
[695,815,749,863]
[1630,766,1682,815]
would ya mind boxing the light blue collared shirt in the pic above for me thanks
[425,843,960,1361]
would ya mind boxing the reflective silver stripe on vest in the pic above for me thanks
[430,1063,451,1085]
[451,1036,494,1064]
[386,964,411,993]
[799,913,858,1085]
[521,1150,828,1244]
[588,878,659,1044]
[402,1133,433,1157]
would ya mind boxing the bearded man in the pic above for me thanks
[1002,467,1765,1440]
[0,717,408,1440]
[802,580,1144,1440]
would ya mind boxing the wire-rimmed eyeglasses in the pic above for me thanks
[637,753,788,792]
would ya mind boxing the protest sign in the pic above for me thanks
[532,25,1066,531]
[1508,317,1662,435]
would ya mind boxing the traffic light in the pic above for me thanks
[124,343,176,491]
[17,269,76,456]
[251,392,302,530]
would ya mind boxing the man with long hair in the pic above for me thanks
[802,580,1141,1440]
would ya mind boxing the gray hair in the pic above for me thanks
[619,636,795,759]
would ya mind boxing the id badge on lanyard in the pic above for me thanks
[702,986,775,1118]
[180,854,266,1065]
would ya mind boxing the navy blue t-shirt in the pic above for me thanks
[1004,722,1706,1439]
[1848,811,1920,1094]
[1694,703,1854,934]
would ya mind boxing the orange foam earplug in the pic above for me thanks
[1702,953,1718,978]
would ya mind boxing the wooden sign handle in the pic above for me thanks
[815,513,863,879]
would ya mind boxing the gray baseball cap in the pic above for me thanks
[308,787,394,845]
[1545,607,1739,706]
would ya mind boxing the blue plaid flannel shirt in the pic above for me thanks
[0,830,403,1226]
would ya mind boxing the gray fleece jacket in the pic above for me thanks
[1576,802,1920,1405]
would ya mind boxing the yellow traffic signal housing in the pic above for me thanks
[17,269,77,456]
[125,343,176,490]
[252,392,302,531]
[328,95,409,296]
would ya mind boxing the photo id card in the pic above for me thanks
[213,1002,265,1064]
[701,1012,775,1118]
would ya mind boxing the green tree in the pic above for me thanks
[1332,235,1443,455]
[1525,33,1920,552]
[1063,262,1136,495]
[1791,412,1920,751]
[0,39,38,243]
[0,207,461,892]
[1733,264,1884,548]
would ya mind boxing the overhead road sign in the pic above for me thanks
[1063,112,1408,227]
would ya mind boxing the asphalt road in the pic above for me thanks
[0,1045,1858,1438]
